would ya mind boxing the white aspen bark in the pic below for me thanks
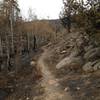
[10,5,14,54]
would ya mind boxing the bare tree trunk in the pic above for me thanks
[20,32,23,55]
[10,6,14,54]
[33,35,36,50]
[27,32,30,52]
[0,36,3,56]
[5,34,10,71]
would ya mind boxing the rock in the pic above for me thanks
[84,45,94,52]
[93,62,100,71]
[64,87,70,92]
[46,42,52,47]
[30,61,36,66]
[92,59,100,66]
[82,62,93,72]
[93,65,98,71]
[56,56,71,69]
[89,59,100,71]
[56,56,84,70]
[76,87,80,90]
[83,59,100,72]
[60,50,67,54]
[84,47,100,61]
[26,97,30,100]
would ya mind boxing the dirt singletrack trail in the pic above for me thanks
[37,48,73,100]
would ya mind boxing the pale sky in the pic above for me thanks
[18,0,63,19]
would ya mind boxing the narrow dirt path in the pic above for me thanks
[37,48,73,100]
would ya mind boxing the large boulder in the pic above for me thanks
[56,56,84,70]
[93,62,100,71]
[84,45,94,52]
[92,59,100,66]
[83,60,100,72]
[82,62,93,72]
[84,47,100,61]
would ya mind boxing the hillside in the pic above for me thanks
[0,0,100,100]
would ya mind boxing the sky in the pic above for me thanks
[18,0,63,19]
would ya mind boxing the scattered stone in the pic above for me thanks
[26,97,30,100]
[76,87,80,90]
[64,87,70,92]
[30,61,36,66]
[60,50,67,54]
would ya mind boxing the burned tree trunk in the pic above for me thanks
[33,35,37,50]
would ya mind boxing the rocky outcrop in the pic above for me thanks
[84,45,94,52]
[82,46,100,72]
[82,60,100,72]
[56,56,84,70]
[84,47,100,61]
[55,32,100,73]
